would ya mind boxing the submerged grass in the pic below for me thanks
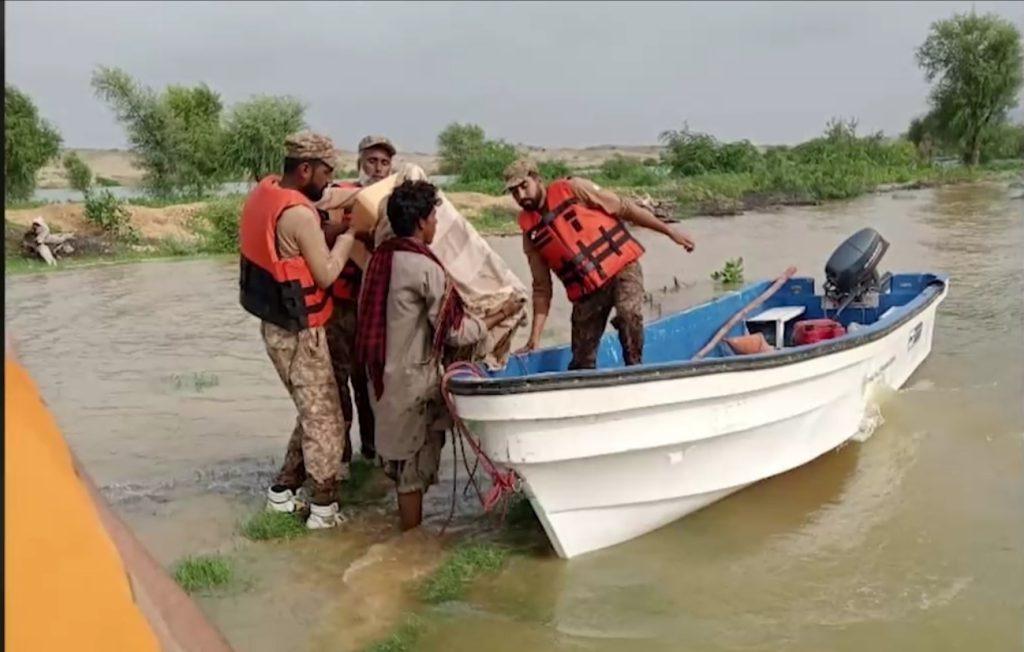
[419,542,508,604]
[169,371,220,392]
[241,511,308,542]
[340,458,387,506]
[362,615,426,652]
[173,554,233,593]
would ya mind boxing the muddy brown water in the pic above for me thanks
[5,182,1022,651]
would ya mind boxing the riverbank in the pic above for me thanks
[6,164,1021,275]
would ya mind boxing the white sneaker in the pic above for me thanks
[266,486,297,513]
[306,502,347,530]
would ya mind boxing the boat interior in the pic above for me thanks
[490,273,945,379]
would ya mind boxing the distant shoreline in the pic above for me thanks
[36,145,664,190]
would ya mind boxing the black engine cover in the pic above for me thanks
[825,228,889,297]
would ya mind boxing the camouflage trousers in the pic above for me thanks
[569,261,645,370]
[261,321,346,505]
[324,300,376,462]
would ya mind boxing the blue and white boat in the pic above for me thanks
[447,229,949,558]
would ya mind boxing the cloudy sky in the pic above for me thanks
[6,1,1022,152]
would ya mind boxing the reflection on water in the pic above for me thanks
[6,182,1022,651]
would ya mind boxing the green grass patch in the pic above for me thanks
[240,510,308,541]
[419,543,508,604]
[173,554,233,593]
[5,199,55,210]
[128,194,214,208]
[95,176,121,187]
[444,177,508,195]
[362,614,425,652]
[468,205,519,235]
[153,237,203,257]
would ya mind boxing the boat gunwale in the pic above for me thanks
[449,276,948,396]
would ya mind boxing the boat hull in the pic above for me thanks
[452,282,946,559]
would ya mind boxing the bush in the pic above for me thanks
[63,152,93,193]
[677,173,754,202]
[538,159,572,180]
[95,176,120,187]
[5,85,62,202]
[84,189,138,242]
[437,123,486,175]
[980,122,1024,161]
[191,195,243,253]
[711,257,744,285]
[659,125,762,176]
[224,95,306,182]
[596,154,661,187]
[456,140,518,185]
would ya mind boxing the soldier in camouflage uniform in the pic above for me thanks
[503,158,696,370]
[239,131,365,530]
[320,135,395,467]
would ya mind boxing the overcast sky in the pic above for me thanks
[5,1,1022,152]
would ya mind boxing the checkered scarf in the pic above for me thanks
[356,237,465,399]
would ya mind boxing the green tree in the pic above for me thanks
[62,151,93,193]
[91,66,230,198]
[979,121,1024,160]
[659,124,763,176]
[437,122,486,174]
[223,96,306,182]
[458,140,518,183]
[4,85,62,202]
[916,12,1023,166]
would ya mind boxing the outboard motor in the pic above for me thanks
[823,228,892,313]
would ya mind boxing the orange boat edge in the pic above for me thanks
[4,357,231,651]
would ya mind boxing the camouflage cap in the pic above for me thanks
[284,130,339,166]
[358,134,396,156]
[503,158,540,189]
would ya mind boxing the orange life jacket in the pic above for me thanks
[239,176,333,331]
[328,180,363,303]
[518,178,645,302]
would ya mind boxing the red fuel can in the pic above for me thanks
[792,319,846,346]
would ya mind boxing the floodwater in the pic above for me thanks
[6,181,1022,651]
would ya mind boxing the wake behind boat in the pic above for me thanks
[448,229,949,558]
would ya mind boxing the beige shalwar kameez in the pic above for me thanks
[371,251,486,492]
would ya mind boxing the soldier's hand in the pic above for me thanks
[501,296,526,318]
[671,230,696,252]
[317,186,360,212]
[514,338,539,355]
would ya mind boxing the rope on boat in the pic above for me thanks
[439,361,520,535]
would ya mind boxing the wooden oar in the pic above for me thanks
[692,266,798,361]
